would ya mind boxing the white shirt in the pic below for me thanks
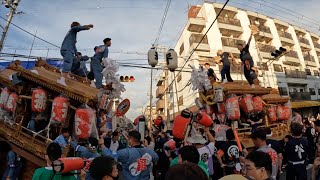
[110,140,119,152]
[197,142,215,167]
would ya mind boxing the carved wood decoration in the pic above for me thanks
[16,66,100,103]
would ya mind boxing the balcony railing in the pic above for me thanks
[217,17,241,26]
[257,25,271,33]
[257,44,276,53]
[278,31,293,39]
[289,92,311,101]
[285,51,299,58]
[304,55,316,62]
[221,37,245,48]
[299,37,310,45]
[314,42,320,49]
[189,34,208,45]
[285,69,307,79]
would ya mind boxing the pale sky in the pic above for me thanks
[0,0,320,119]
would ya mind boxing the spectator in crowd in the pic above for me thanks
[71,137,114,159]
[32,143,76,180]
[104,131,124,152]
[285,122,309,180]
[314,120,320,147]
[304,119,317,163]
[265,127,283,174]
[217,128,247,175]
[250,128,278,180]
[154,131,169,180]
[1,141,22,180]
[54,127,71,150]
[117,130,158,180]
[186,127,215,177]
[169,145,209,177]
[244,151,273,180]
[312,144,320,180]
[292,111,303,125]
[165,162,209,180]
[89,156,118,180]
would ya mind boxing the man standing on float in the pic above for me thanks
[91,38,112,89]
[237,32,255,87]
[58,22,93,85]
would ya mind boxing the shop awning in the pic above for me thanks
[291,101,320,109]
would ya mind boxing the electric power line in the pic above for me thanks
[0,15,60,48]
[153,0,172,45]
[151,0,231,107]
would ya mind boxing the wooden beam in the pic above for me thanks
[0,136,46,167]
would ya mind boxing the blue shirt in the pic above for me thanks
[91,45,109,64]
[117,146,159,180]
[61,26,88,54]
[6,151,17,178]
[70,141,115,159]
[54,135,68,149]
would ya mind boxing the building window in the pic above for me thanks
[257,62,268,70]
[278,87,288,96]
[310,88,316,95]
[179,43,184,55]
[273,64,283,72]
[318,89,320,95]
[305,68,312,75]
[314,70,319,76]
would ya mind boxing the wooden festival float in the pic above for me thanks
[190,65,290,149]
[0,58,125,179]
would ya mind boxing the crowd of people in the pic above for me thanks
[2,112,320,180]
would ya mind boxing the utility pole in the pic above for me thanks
[149,68,153,124]
[0,0,20,52]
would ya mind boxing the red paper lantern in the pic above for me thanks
[51,96,69,123]
[268,106,277,122]
[226,96,240,121]
[0,88,10,108]
[172,115,191,140]
[32,88,47,112]
[239,94,254,114]
[154,116,163,127]
[5,93,18,112]
[197,111,213,127]
[277,105,290,121]
[75,109,94,139]
[217,103,226,114]
[253,96,264,113]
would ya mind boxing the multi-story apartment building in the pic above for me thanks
[143,105,158,128]
[155,2,320,120]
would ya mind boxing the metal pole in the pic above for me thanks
[149,68,153,124]
[12,49,16,61]
[0,4,17,52]
[171,73,175,122]
[46,48,49,59]
[173,71,180,112]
